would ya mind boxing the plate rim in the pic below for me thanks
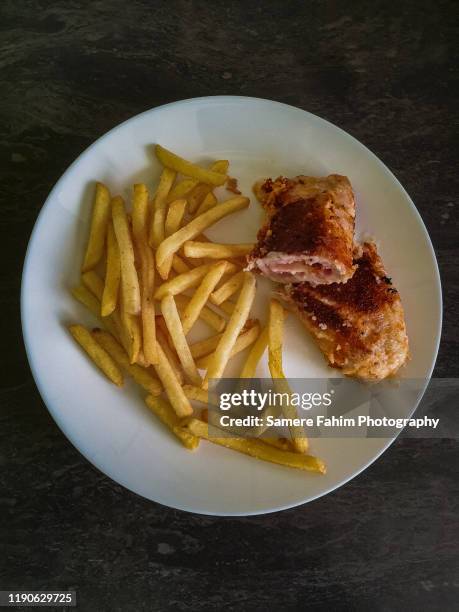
[20,95,443,516]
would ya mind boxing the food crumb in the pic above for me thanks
[226,177,241,194]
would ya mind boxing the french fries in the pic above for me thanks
[211,159,229,174]
[131,183,149,238]
[159,198,188,280]
[181,419,325,473]
[155,144,227,186]
[138,249,157,364]
[196,322,260,370]
[161,295,202,386]
[72,284,102,317]
[80,271,128,346]
[165,198,187,237]
[120,293,142,363]
[120,305,141,364]
[71,285,118,338]
[171,254,191,274]
[101,222,121,316]
[186,160,228,213]
[155,197,249,268]
[187,159,229,215]
[70,146,324,475]
[239,325,268,378]
[156,324,184,384]
[204,272,256,388]
[132,183,157,365]
[184,242,253,260]
[92,329,162,395]
[69,324,123,387]
[210,270,244,306]
[263,438,292,451]
[112,196,141,314]
[81,269,105,299]
[214,300,236,316]
[189,332,224,359]
[175,294,226,332]
[149,167,176,248]
[145,395,199,450]
[195,192,217,217]
[154,263,213,300]
[182,384,209,404]
[186,184,212,215]
[198,406,269,446]
[181,261,228,335]
[73,270,129,349]
[167,178,198,203]
[185,231,210,267]
[152,340,193,418]
[268,299,288,380]
[82,182,111,272]
[268,299,308,454]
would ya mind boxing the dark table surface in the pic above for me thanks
[1,1,458,610]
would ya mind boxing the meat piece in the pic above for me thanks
[281,242,409,381]
[246,174,357,285]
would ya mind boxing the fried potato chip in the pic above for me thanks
[239,325,268,378]
[203,272,256,387]
[182,384,209,404]
[171,254,191,274]
[194,192,217,217]
[196,322,260,370]
[155,145,227,186]
[189,332,224,359]
[268,299,308,454]
[184,242,253,259]
[209,270,244,306]
[156,324,184,384]
[149,167,176,248]
[69,324,123,387]
[92,329,162,395]
[167,178,198,203]
[158,198,188,280]
[154,263,213,300]
[161,294,202,386]
[112,196,141,314]
[132,183,157,365]
[186,160,228,213]
[175,294,226,333]
[165,198,187,237]
[81,269,105,299]
[82,182,111,272]
[145,395,199,450]
[119,288,142,364]
[152,340,193,418]
[181,261,228,335]
[155,197,249,268]
[101,222,121,317]
[181,419,325,473]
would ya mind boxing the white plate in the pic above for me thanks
[21,96,442,515]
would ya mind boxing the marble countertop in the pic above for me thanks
[1,1,458,609]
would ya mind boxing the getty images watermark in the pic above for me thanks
[205,378,458,440]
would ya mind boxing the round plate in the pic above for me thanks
[21,96,442,515]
